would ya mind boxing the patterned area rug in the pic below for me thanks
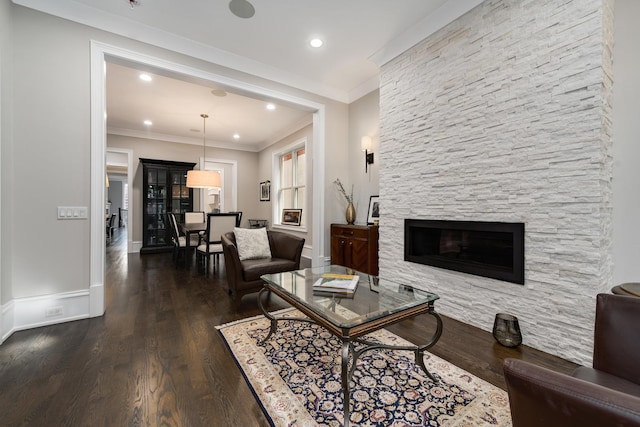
[217,310,512,427]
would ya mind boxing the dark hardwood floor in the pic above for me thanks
[0,227,578,426]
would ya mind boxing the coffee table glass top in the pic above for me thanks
[261,265,439,329]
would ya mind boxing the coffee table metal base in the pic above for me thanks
[257,287,443,427]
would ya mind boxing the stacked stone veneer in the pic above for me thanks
[379,0,613,365]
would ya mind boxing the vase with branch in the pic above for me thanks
[334,179,356,224]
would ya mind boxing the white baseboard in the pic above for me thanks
[1,290,91,342]
[132,240,142,253]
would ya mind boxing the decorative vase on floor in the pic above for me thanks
[345,202,356,225]
[492,313,522,347]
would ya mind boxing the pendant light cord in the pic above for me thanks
[201,113,208,170]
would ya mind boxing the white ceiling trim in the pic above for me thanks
[107,126,261,153]
[369,0,485,67]
[259,116,314,152]
[13,0,350,103]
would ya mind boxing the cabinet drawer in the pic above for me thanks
[331,225,370,239]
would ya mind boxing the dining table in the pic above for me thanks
[180,222,206,268]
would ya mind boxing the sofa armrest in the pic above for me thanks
[503,358,640,427]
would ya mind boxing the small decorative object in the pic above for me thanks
[260,180,270,201]
[367,195,380,225]
[281,209,302,226]
[334,178,355,224]
[345,202,356,224]
[492,313,522,347]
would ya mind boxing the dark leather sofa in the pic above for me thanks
[221,230,304,305]
[503,293,640,427]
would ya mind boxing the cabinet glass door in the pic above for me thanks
[145,168,167,246]
[171,170,191,224]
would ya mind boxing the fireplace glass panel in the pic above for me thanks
[405,220,524,284]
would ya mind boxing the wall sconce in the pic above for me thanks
[361,136,374,172]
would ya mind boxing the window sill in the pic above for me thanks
[272,224,307,233]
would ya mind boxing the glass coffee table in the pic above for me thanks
[260,265,442,427]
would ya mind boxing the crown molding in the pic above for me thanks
[107,127,260,152]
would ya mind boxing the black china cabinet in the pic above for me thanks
[140,158,196,254]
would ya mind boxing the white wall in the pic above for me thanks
[379,0,613,365]
[612,0,640,285]
[0,0,12,307]
[11,5,93,300]
[107,180,123,225]
[348,90,380,224]
[0,0,11,328]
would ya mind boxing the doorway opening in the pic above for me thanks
[90,41,326,317]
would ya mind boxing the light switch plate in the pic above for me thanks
[57,206,88,219]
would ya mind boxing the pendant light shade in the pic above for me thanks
[186,169,221,188]
[187,114,221,188]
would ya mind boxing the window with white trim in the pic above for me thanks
[274,140,306,227]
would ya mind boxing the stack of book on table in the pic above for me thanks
[313,273,359,297]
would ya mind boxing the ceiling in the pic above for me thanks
[105,62,314,151]
[14,0,482,151]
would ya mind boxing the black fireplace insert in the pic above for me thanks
[404,219,524,284]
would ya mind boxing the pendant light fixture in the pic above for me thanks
[186,114,221,188]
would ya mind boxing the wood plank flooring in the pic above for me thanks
[0,227,578,426]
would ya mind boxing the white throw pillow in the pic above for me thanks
[234,227,272,261]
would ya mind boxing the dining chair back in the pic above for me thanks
[106,213,117,243]
[166,213,183,267]
[196,213,238,274]
[185,211,205,224]
[229,211,243,227]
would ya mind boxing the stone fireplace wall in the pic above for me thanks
[379,0,613,364]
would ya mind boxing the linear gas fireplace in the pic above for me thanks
[404,219,525,284]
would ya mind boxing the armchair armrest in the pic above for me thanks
[268,231,304,265]
[503,358,640,427]
[593,293,640,384]
[221,232,242,286]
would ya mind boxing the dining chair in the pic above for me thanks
[196,213,238,275]
[167,212,199,268]
[106,213,117,243]
[185,211,206,243]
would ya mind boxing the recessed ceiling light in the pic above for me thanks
[266,103,276,111]
[139,73,152,82]
[309,38,324,48]
[143,120,152,126]
[233,133,240,140]
[211,89,227,97]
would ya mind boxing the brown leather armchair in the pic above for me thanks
[503,293,640,427]
[221,230,304,305]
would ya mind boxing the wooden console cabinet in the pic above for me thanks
[330,224,379,275]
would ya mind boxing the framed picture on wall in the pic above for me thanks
[282,209,302,226]
[260,181,270,201]
[367,195,380,225]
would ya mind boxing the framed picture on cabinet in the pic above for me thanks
[282,209,302,226]
[367,195,380,225]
